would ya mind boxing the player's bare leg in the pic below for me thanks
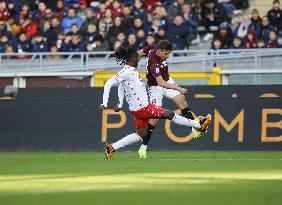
[161,109,211,133]
[106,127,147,160]
[138,119,158,159]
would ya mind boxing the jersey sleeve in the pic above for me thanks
[113,69,130,83]
[142,44,157,55]
[117,84,125,109]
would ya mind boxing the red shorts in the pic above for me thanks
[132,103,164,128]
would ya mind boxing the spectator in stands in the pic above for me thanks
[249,9,261,39]
[81,8,98,34]
[150,16,162,34]
[154,6,170,31]
[7,17,20,35]
[99,9,113,33]
[136,29,146,48]
[107,16,127,47]
[20,17,38,38]
[200,3,217,41]
[126,33,139,50]
[56,31,65,50]
[69,33,85,52]
[113,32,126,49]
[167,0,186,20]
[18,3,31,26]
[122,4,134,28]
[60,33,72,52]
[54,0,65,22]
[257,39,266,48]
[71,24,83,40]
[0,1,10,21]
[40,8,54,31]
[48,45,61,60]
[84,24,99,45]
[61,8,83,34]
[168,15,187,50]
[51,17,63,37]
[5,45,15,56]
[31,33,48,52]
[233,16,251,40]
[211,38,223,50]
[0,34,9,52]
[96,2,106,19]
[231,36,244,49]
[156,26,168,42]
[37,1,47,23]
[132,0,147,22]
[42,21,56,48]
[131,16,147,35]
[112,0,122,17]
[90,35,110,51]
[260,16,273,44]
[181,3,199,47]
[244,30,257,48]
[145,33,156,46]
[77,0,88,20]
[267,0,282,32]
[214,22,233,48]
[266,30,278,48]
[17,33,31,53]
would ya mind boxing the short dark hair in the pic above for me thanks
[273,0,280,4]
[158,40,173,51]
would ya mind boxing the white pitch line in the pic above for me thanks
[122,158,282,161]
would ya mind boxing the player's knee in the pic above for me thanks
[163,110,175,120]
[179,97,188,107]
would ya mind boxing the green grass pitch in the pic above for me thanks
[0,151,281,205]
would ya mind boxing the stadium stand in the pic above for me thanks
[0,0,281,52]
[0,0,257,53]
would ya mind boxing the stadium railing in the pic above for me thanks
[0,49,282,85]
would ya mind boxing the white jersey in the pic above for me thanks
[114,65,149,111]
[102,65,149,112]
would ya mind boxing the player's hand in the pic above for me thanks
[114,106,122,112]
[98,104,106,111]
[179,87,188,95]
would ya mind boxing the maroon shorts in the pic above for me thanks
[132,103,164,128]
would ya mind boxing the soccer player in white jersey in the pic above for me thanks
[99,46,211,160]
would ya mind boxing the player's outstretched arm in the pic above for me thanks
[156,76,187,94]
[100,77,119,111]
[114,84,125,112]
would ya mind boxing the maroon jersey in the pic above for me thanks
[143,44,170,86]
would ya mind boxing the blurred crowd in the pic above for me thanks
[0,0,281,55]
[212,0,282,50]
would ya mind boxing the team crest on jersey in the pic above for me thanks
[152,99,157,104]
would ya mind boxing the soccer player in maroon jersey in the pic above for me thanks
[137,40,211,158]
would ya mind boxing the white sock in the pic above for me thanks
[140,144,147,150]
[172,114,201,129]
[112,133,142,151]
